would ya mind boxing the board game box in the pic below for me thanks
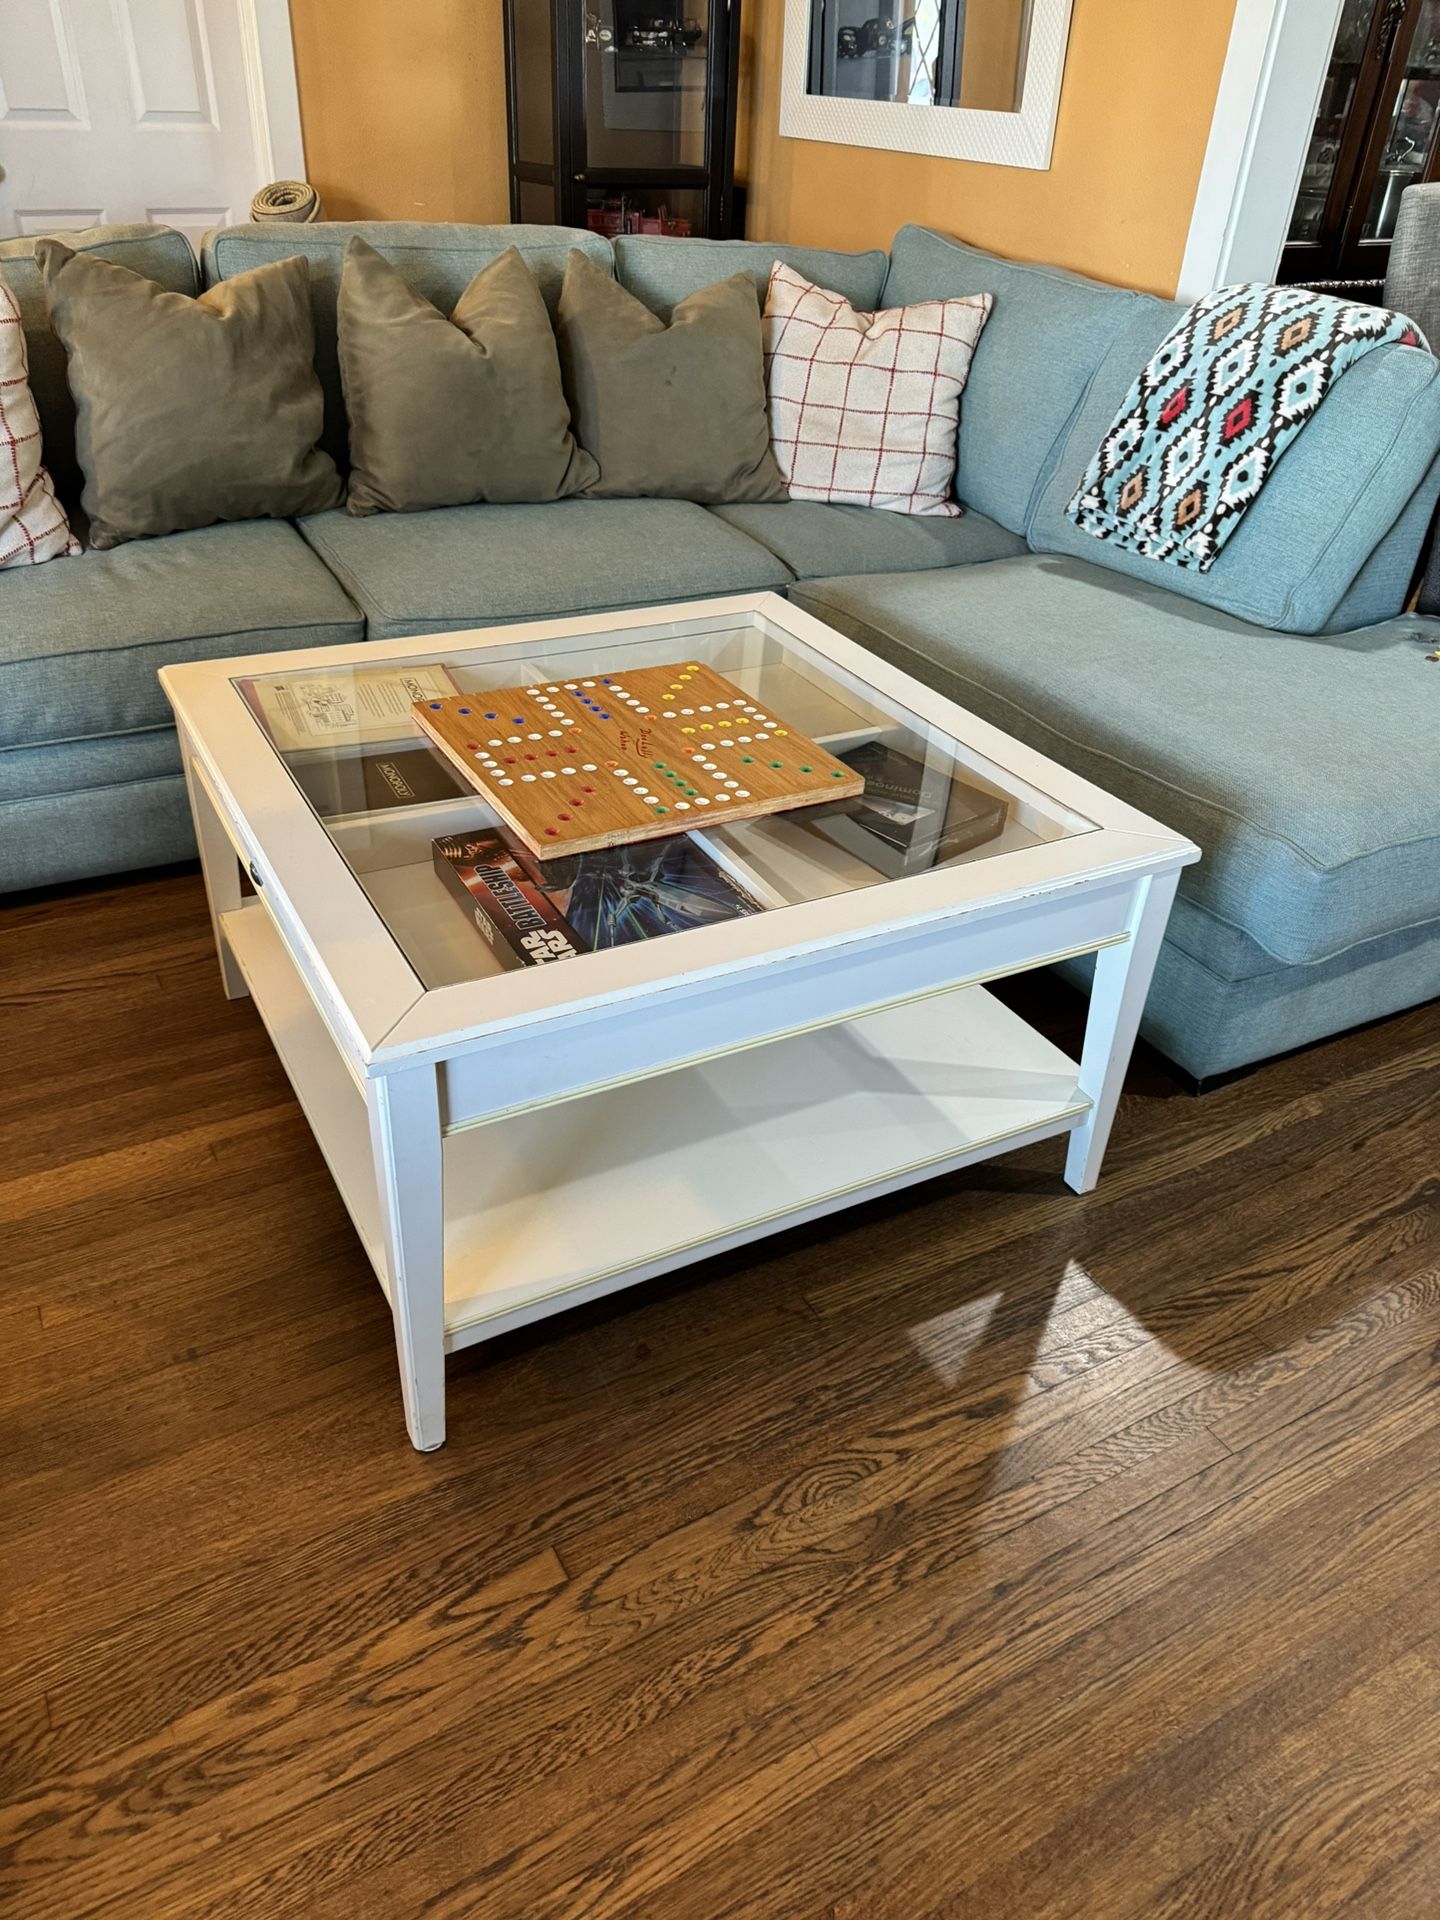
[289,743,466,819]
[816,740,1010,877]
[433,828,769,969]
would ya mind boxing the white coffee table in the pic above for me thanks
[161,593,1199,1450]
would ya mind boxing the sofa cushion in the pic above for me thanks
[0,223,198,509]
[296,499,794,639]
[1,775,196,894]
[763,263,992,514]
[614,235,887,318]
[1325,451,1440,631]
[0,275,80,567]
[0,519,363,749]
[0,726,181,804]
[881,226,1146,535]
[202,222,614,467]
[708,501,1025,578]
[1063,911,1440,1084]
[38,242,342,549]
[790,555,1440,967]
[1027,298,1440,635]
[338,238,596,513]
[557,254,785,503]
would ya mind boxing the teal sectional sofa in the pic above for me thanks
[3,217,1438,1083]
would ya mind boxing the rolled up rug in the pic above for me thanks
[250,180,325,224]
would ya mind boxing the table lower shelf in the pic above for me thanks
[223,902,1090,1348]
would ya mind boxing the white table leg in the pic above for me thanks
[368,1067,447,1451]
[178,721,248,1001]
[1064,869,1180,1195]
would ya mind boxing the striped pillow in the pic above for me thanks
[762,262,992,517]
[0,277,79,567]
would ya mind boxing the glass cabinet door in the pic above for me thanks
[511,0,556,166]
[1361,0,1440,239]
[1282,0,1440,295]
[1287,0,1383,246]
[581,0,711,171]
[506,0,741,240]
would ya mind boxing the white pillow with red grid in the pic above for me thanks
[1,276,80,568]
[762,262,992,517]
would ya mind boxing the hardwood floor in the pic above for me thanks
[2,866,1437,1920]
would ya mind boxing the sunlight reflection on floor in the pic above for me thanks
[906,1290,1002,1388]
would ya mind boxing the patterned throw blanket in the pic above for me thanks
[1066,282,1427,571]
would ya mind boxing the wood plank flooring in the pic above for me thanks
[1,865,1437,1920]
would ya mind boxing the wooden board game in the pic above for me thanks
[410,661,866,857]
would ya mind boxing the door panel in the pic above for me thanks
[117,0,218,126]
[0,0,89,125]
[0,0,301,244]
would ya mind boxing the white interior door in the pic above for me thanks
[0,0,304,248]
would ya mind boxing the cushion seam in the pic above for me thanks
[1019,302,1142,535]
[363,591,781,636]
[295,532,387,621]
[889,225,1128,300]
[365,579,793,627]
[1,612,362,670]
[298,520,793,624]
[706,506,1024,576]
[0,231,194,272]
[211,237,608,267]
[0,721,177,755]
[1162,906,1440,983]
[617,239,886,262]
[1031,508,1278,622]
[0,770,186,810]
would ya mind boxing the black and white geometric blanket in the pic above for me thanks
[1066,282,1427,571]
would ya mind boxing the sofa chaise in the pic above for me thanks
[3,217,1438,1085]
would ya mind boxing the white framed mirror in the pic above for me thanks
[779,0,1074,169]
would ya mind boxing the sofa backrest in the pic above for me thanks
[201,221,615,468]
[1026,295,1440,633]
[886,223,1440,634]
[613,235,887,318]
[0,222,198,510]
[881,224,1149,536]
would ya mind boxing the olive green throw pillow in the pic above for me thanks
[555,250,787,503]
[35,240,341,550]
[338,237,596,514]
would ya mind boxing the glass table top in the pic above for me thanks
[234,608,1097,991]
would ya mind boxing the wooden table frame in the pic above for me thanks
[163,593,1198,1452]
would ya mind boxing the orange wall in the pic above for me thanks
[286,0,1235,299]
[287,0,510,224]
[737,0,1239,297]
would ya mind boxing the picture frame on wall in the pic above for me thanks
[778,0,1074,169]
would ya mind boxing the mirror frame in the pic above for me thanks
[779,0,1075,169]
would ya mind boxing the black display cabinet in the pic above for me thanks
[504,0,743,241]
[1281,0,1440,298]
